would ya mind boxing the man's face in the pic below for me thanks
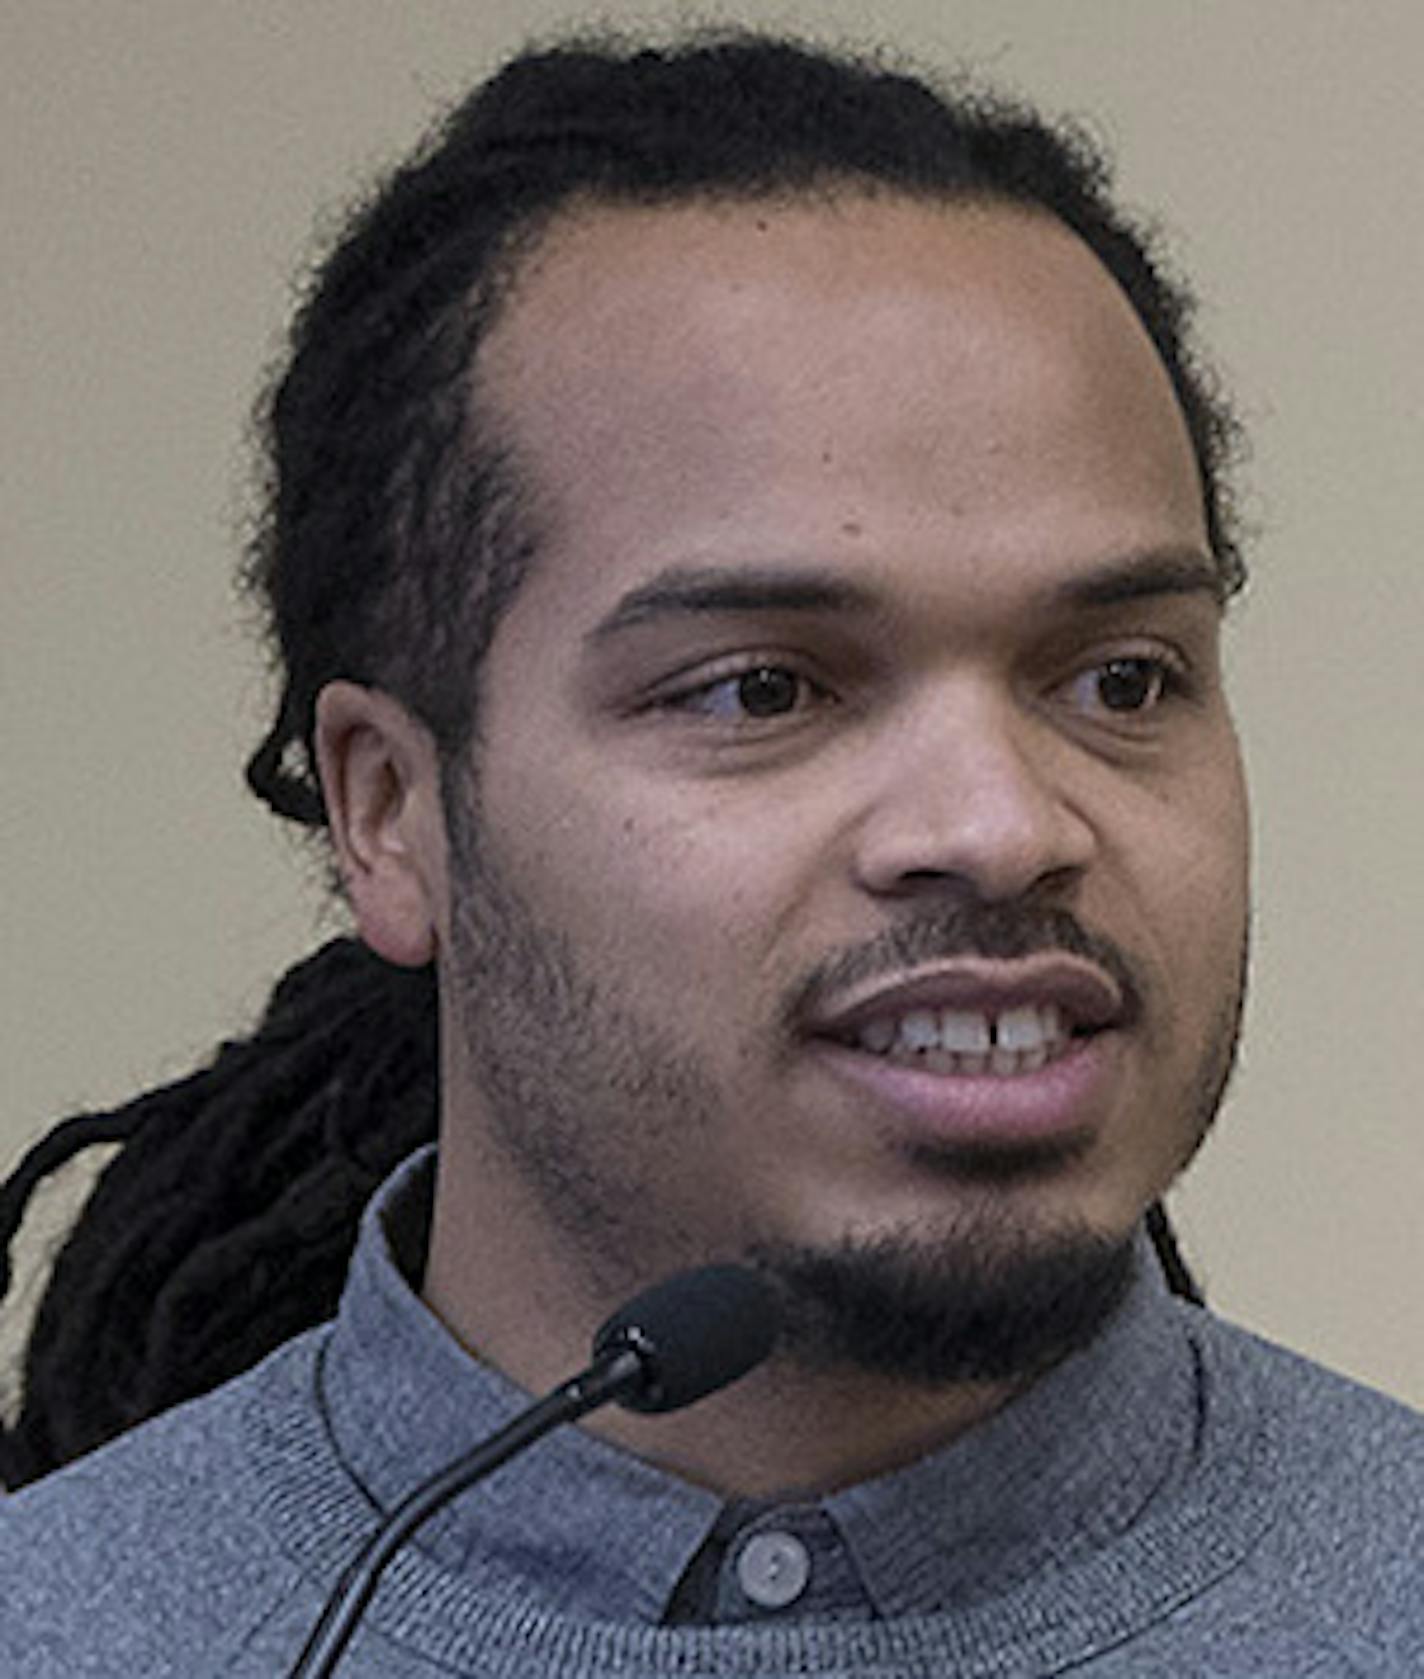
[434,195,1249,1366]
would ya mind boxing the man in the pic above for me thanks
[1,31,1419,1677]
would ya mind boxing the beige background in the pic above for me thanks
[4,1,1420,1409]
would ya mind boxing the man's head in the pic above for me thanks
[0,30,1253,1495]
[245,32,1243,825]
[262,34,1249,1402]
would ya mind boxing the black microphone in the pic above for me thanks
[289,1263,781,1678]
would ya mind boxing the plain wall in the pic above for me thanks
[4,0,1421,1409]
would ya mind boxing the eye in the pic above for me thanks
[662,662,821,723]
[1061,655,1181,718]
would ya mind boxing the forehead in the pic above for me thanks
[475,193,1208,628]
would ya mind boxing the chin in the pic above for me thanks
[747,1208,1139,1388]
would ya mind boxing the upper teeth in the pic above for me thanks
[856,1003,1067,1058]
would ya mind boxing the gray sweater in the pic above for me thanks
[2,1153,1421,1675]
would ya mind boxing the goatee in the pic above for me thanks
[752,1222,1138,1386]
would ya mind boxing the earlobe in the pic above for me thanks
[314,681,444,968]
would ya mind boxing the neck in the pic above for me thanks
[423,1166,1027,1500]
[580,1358,1026,1498]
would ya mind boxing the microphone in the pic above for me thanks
[289,1263,781,1678]
[593,1260,782,1412]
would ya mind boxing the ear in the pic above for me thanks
[314,681,447,968]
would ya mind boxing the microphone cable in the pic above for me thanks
[288,1262,781,1678]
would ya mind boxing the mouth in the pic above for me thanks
[801,957,1128,1144]
[834,999,1087,1077]
[807,955,1125,1064]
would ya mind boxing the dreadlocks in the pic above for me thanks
[0,941,437,1487]
[2,29,1230,1487]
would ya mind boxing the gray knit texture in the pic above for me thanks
[3,1164,1420,1676]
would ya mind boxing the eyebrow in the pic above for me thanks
[586,545,1228,646]
[1051,547,1228,610]
[586,565,878,644]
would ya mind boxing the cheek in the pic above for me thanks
[1115,753,1250,1005]
[1177,750,1250,922]
[488,761,816,997]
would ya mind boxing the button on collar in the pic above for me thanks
[735,1529,812,1609]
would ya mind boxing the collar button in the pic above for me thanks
[735,1530,812,1610]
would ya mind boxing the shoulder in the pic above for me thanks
[0,1332,327,1676]
[1199,1308,1424,1500]
[1190,1308,1424,1663]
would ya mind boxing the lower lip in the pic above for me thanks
[808,1032,1121,1147]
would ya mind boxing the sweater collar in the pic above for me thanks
[321,1147,1198,1624]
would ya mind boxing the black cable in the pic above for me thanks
[288,1263,781,1677]
[289,1349,643,1676]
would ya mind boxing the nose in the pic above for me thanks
[851,685,1095,904]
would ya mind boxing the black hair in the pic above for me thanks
[0,941,437,1487]
[1,30,1225,1488]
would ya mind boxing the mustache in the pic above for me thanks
[784,902,1146,1030]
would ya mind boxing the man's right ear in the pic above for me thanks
[313,681,447,968]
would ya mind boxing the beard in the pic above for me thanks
[443,773,1245,1390]
[445,775,729,1288]
[751,1219,1138,1386]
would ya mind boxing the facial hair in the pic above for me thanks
[753,1218,1138,1385]
[445,775,728,1294]
[444,778,1246,1387]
